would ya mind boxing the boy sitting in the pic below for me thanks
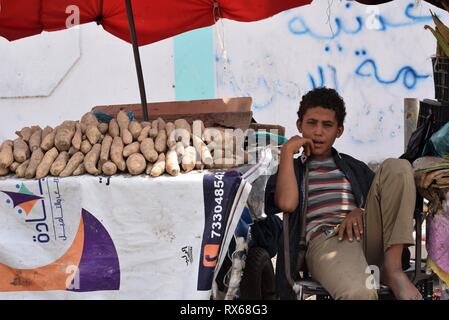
[266,87,421,300]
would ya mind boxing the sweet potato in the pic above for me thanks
[80,140,92,155]
[126,153,146,175]
[181,146,197,173]
[0,140,14,169]
[55,121,76,151]
[99,135,113,169]
[86,125,102,145]
[149,120,159,138]
[157,117,166,131]
[129,121,143,140]
[80,112,99,127]
[41,129,56,151]
[117,111,132,144]
[175,142,185,157]
[29,127,42,152]
[137,126,151,142]
[155,130,167,153]
[140,138,158,162]
[166,150,180,176]
[84,144,101,175]
[98,122,109,134]
[9,161,20,173]
[192,120,205,138]
[59,152,84,177]
[192,135,213,167]
[111,136,126,172]
[102,161,117,176]
[150,153,165,177]
[36,147,59,179]
[0,166,8,176]
[166,122,176,148]
[13,138,30,163]
[73,163,86,176]
[108,119,120,138]
[50,151,69,176]
[71,122,82,150]
[25,148,44,179]
[15,127,32,142]
[123,142,140,158]
[15,159,30,178]
[146,162,153,175]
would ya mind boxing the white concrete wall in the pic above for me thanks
[216,0,444,162]
[0,0,446,163]
[0,24,175,141]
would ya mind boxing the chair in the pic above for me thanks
[282,194,433,300]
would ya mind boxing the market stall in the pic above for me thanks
[0,143,276,299]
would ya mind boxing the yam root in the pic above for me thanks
[157,117,166,131]
[98,122,109,134]
[84,144,101,175]
[60,152,84,177]
[16,159,30,178]
[25,148,44,179]
[192,135,213,167]
[117,111,132,145]
[111,137,126,172]
[15,127,32,142]
[0,166,8,176]
[155,130,167,153]
[123,142,140,158]
[72,122,82,150]
[55,121,76,151]
[13,138,30,163]
[166,150,180,176]
[0,140,14,169]
[80,140,92,155]
[10,161,20,173]
[108,119,120,138]
[36,147,59,179]
[192,120,205,138]
[99,135,113,168]
[41,126,53,140]
[175,142,185,157]
[146,162,153,175]
[41,130,56,151]
[181,146,197,173]
[86,125,102,145]
[150,153,165,177]
[80,112,99,127]
[140,138,158,162]
[50,151,69,176]
[73,163,86,176]
[126,153,146,175]
[29,127,42,152]
[102,161,117,176]
[137,126,150,142]
[149,120,159,138]
[129,121,143,140]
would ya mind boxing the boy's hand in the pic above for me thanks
[338,208,364,242]
[282,136,315,157]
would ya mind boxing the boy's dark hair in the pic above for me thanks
[297,87,346,127]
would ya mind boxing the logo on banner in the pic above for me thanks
[202,244,220,267]
[0,179,121,293]
[1,183,42,216]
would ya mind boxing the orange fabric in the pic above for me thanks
[0,216,84,292]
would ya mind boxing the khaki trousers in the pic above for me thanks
[305,159,416,300]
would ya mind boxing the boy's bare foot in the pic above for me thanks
[381,269,422,300]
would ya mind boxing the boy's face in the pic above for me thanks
[297,106,344,160]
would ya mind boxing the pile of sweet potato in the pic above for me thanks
[0,111,249,179]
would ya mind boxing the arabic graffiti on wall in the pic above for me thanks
[215,0,439,162]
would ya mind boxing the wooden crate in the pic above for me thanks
[91,97,253,131]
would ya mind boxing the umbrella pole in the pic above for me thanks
[125,0,149,121]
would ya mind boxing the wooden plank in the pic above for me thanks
[92,97,253,130]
